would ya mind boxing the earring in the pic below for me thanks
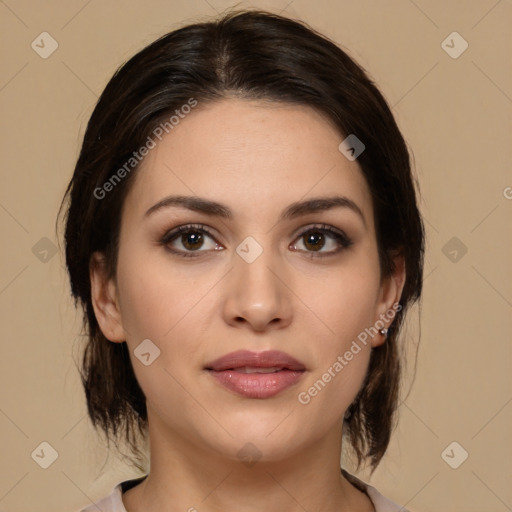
[379,328,389,337]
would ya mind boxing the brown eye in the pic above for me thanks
[302,231,327,251]
[161,224,222,257]
[291,225,353,258]
[180,230,204,251]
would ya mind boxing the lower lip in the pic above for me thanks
[207,369,305,398]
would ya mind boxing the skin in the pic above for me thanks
[90,98,405,512]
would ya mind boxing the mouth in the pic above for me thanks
[205,350,306,398]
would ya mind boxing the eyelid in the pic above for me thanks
[293,223,351,243]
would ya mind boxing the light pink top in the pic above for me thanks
[76,471,409,512]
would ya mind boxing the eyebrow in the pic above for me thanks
[145,194,366,225]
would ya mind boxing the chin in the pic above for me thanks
[204,419,308,462]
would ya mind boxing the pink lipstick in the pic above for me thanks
[205,350,306,399]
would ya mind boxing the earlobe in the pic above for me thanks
[89,251,125,343]
[372,253,406,348]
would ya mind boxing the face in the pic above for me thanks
[91,98,404,463]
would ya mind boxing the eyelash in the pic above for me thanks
[159,223,353,259]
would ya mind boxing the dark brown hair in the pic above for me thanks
[59,9,424,473]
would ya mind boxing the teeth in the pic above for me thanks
[235,367,283,374]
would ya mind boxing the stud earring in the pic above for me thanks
[379,328,389,337]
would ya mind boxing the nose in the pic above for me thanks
[222,247,293,333]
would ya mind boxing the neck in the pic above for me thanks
[122,412,374,512]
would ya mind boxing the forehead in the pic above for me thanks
[124,99,373,225]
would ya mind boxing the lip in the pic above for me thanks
[205,350,306,399]
[205,350,306,372]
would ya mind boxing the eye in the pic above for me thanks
[160,224,222,258]
[160,223,353,259]
[290,224,353,258]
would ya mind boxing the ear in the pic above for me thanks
[371,252,406,348]
[89,251,125,343]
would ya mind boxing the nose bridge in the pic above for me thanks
[235,239,282,304]
[224,236,292,330]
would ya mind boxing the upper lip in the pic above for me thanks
[205,350,306,371]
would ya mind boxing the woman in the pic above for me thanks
[62,9,424,512]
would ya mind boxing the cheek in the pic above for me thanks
[303,286,374,397]
[299,255,382,349]
[294,252,381,415]
[116,246,208,340]
[114,248,219,390]
[114,259,205,418]
[296,290,374,430]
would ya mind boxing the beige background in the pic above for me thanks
[1,0,511,511]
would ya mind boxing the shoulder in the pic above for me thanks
[73,475,147,512]
[73,484,124,512]
[76,472,407,512]
[342,469,410,512]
